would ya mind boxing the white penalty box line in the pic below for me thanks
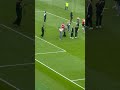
[35,59,85,90]
[0,24,66,52]
[35,36,66,52]
[0,24,84,89]
[35,10,76,24]
[71,78,85,82]
[35,10,85,40]
[0,63,34,68]
[0,78,20,90]
[35,51,66,55]
[0,24,34,90]
[0,24,34,41]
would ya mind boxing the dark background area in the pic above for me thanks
[86,0,120,90]
[0,0,35,90]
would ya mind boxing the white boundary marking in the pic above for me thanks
[36,36,66,52]
[0,24,34,41]
[71,78,85,82]
[35,51,65,55]
[35,10,84,88]
[36,10,71,22]
[0,78,20,90]
[0,24,84,89]
[35,10,85,40]
[35,59,85,90]
[0,63,34,68]
[104,7,109,10]
[1,24,66,52]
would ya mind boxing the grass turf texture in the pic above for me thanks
[86,0,120,89]
[0,26,34,90]
[35,0,85,90]
[0,0,35,89]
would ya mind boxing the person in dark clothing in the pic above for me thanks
[76,22,80,29]
[96,0,105,28]
[86,0,93,29]
[61,23,66,37]
[41,25,45,37]
[44,11,47,22]
[63,29,66,37]
[67,21,71,32]
[13,0,23,26]
[70,12,73,23]
[75,26,79,38]
[113,0,120,16]
[70,26,74,39]
[77,17,80,25]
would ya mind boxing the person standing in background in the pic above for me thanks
[113,0,120,16]
[41,25,45,37]
[82,19,85,32]
[96,0,105,28]
[70,26,74,39]
[86,0,93,29]
[70,12,73,23]
[44,11,47,22]
[65,2,69,10]
[59,27,63,40]
[61,23,66,37]
[67,20,71,32]
[75,25,79,38]
[13,0,23,26]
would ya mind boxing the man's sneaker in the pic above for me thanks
[117,14,120,16]
[89,27,93,30]
[96,26,98,28]
[85,26,89,29]
[99,26,102,28]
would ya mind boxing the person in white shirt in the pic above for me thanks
[59,27,63,40]
[44,11,47,22]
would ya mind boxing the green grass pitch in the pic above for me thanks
[35,0,85,90]
[0,0,35,89]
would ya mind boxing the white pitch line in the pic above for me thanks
[35,35,66,52]
[0,63,34,68]
[35,10,76,23]
[0,78,20,90]
[35,51,65,55]
[0,24,34,41]
[72,78,85,82]
[35,10,85,40]
[35,59,85,90]
[0,24,66,53]
[0,24,84,89]
[104,7,109,10]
